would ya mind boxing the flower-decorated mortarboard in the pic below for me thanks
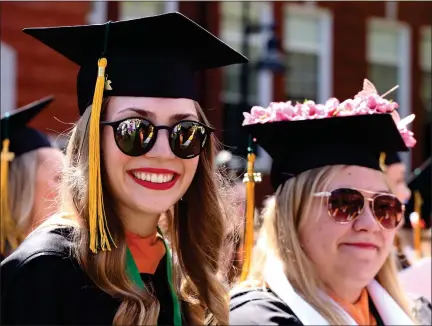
[242,79,417,190]
[1,96,54,254]
[22,12,248,253]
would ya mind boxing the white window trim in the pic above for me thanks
[367,18,412,173]
[420,25,431,72]
[283,4,333,104]
[255,2,273,172]
[86,1,108,24]
[220,3,268,105]
[384,2,398,20]
[1,42,17,116]
[164,1,178,13]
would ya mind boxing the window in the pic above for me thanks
[86,1,107,24]
[120,1,166,20]
[220,2,268,157]
[420,26,431,115]
[283,5,333,104]
[221,2,264,105]
[367,18,411,171]
[1,42,16,116]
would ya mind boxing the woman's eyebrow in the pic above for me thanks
[115,108,198,122]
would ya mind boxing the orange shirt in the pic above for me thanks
[329,288,377,326]
[125,230,166,274]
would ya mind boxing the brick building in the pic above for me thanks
[1,1,431,207]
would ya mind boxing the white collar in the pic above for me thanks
[264,255,415,325]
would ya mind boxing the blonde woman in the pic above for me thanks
[229,80,420,325]
[1,13,247,325]
[0,97,64,259]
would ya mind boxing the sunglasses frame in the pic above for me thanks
[313,187,405,230]
[100,117,214,159]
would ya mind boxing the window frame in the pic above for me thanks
[1,42,17,116]
[118,1,176,20]
[86,1,108,24]
[367,18,412,173]
[282,4,333,104]
[220,2,267,105]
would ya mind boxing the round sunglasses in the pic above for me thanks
[100,117,213,159]
[314,187,404,230]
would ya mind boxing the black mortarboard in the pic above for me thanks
[1,96,53,157]
[244,114,408,190]
[23,12,248,115]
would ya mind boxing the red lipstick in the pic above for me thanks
[128,168,179,191]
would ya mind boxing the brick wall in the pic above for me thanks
[1,1,91,135]
[256,1,432,208]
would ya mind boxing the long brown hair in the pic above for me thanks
[58,99,235,325]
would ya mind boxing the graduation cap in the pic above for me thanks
[1,96,54,254]
[242,79,416,190]
[1,96,53,157]
[23,12,248,115]
[248,114,408,190]
[22,12,248,253]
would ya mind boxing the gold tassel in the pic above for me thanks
[88,58,115,253]
[413,190,423,259]
[379,152,387,173]
[240,150,260,281]
[1,139,21,255]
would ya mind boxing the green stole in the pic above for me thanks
[125,227,182,325]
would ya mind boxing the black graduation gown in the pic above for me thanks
[229,289,385,325]
[1,226,185,325]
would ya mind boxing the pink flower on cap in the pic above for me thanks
[242,79,416,148]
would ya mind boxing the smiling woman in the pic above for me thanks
[1,12,248,325]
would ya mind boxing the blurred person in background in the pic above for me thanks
[383,152,413,270]
[0,97,65,259]
[230,80,421,325]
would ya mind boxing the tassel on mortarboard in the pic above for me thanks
[1,133,22,254]
[379,152,387,173]
[88,22,116,253]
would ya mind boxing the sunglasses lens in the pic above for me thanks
[170,121,208,159]
[328,188,364,223]
[373,195,403,229]
[114,118,155,156]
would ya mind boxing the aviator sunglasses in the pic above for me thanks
[101,117,213,159]
[313,188,405,230]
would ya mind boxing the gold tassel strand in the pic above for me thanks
[240,137,261,281]
[1,139,19,254]
[88,57,115,253]
[379,152,387,173]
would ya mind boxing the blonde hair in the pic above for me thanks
[242,165,416,325]
[8,150,39,237]
[55,99,234,325]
